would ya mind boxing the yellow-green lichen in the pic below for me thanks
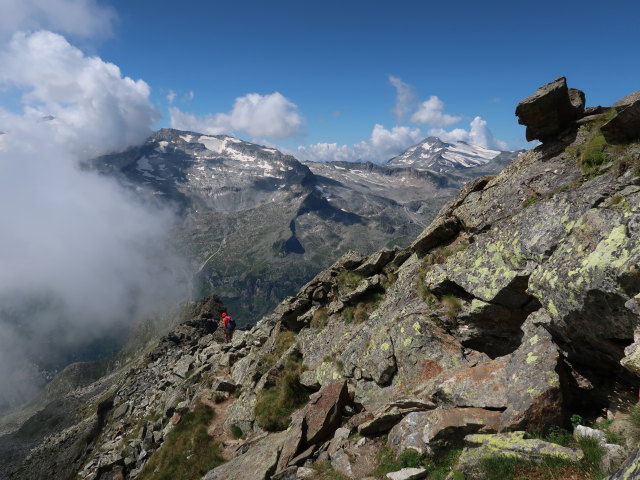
[526,352,539,364]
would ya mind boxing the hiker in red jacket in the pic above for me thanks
[221,312,235,343]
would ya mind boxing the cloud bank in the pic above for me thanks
[411,95,462,127]
[298,76,508,162]
[297,124,422,163]
[0,0,115,41]
[0,31,186,410]
[388,75,416,124]
[429,116,509,150]
[170,91,303,139]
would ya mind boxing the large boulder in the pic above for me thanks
[515,77,584,142]
[601,100,640,144]
[276,381,351,472]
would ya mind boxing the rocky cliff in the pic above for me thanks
[3,77,640,480]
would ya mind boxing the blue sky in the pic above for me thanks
[1,0,640,161]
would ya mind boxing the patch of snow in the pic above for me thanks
[199,136,224,153]
[180,134,194,143]
[137,156,153,172]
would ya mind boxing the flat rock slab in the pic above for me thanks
[203,433,284,480]
[386,467,427,480]
[455,431,583,478]
[172,355,194,378]
[388,407,501,455]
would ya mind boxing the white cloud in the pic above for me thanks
[0,31,185,409]
[0,0,115,40]
[429,116,509,150]
[186,90,194,102]
[411,95,462,127]
[388,75,416,124]
[0,30,160,157]
[167,90,176,104]
[298,124,422,163]
[170,91,303,139]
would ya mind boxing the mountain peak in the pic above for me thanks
[386,136,506,172]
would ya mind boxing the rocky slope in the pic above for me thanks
[93,130,517,327]
[3,77,640,480]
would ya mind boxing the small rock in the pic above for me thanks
[600,443,628,473]
[173,355,194,378]
[331,448,354,478]
[211,378,237,393]
[112,402,129,420]
[271,466,298,480]
[574,425,607,446]
[385,467,427,480]
[296,467,316,479]
[170,412,182,425]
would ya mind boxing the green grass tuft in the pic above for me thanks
[230,423,243,439]
[441,295,463,320]
[311,308,329,329]
[337,270,364,290]
[137,404,223,480]
[254,355,309,431]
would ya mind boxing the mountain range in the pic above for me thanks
[93,129,519,325]
[4,78,640,480]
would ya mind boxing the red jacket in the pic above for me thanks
[222,316,229,328]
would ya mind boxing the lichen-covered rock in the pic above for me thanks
[388,408,501,455]
[606,447,640,479]
[455,431,583,478]
[601,443,628,474]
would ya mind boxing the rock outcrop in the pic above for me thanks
[515,77,585,142]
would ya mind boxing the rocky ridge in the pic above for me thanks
[3,78,640,479]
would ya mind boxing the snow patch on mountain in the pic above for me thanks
[386,136,508,172]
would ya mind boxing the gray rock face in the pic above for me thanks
[203,433,285,480]
[606,447,640,479]
[515,77,584,142]
[602,100,640,143]
[613,90,640,109]
[455,432,583,479]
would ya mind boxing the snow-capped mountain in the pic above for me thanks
[386,137,510,172]
[95,128,313,213]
